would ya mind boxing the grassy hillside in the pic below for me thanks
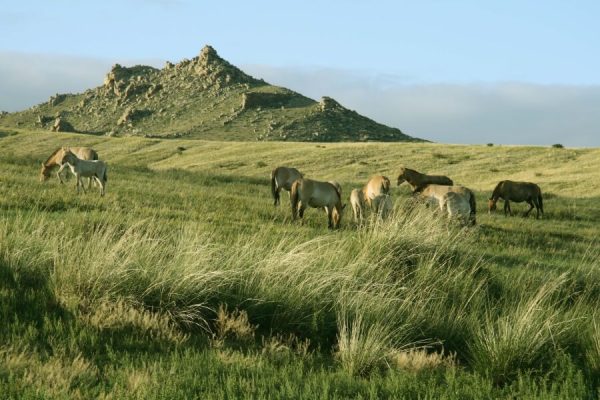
[0,46,416,142]
[1,128,600,398]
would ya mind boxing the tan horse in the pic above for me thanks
[350,175,391,223]
[271,166,303,206]
[441,192,472,226]
[488,180,543,218]
[419,184,476,225]
[59,150,108,196]
[290,178,345,229]
[40,146,98,187]
[350,189,366,223]
[397,167,453,193]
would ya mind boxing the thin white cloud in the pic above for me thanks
[244,65,600,147]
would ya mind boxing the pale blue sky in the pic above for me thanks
[1,1,599,145]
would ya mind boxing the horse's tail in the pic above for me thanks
[270,168,279,205]
[103,165,108,182]
[290,179,300,219]
[538,189,543,214]
[469,190,477,225]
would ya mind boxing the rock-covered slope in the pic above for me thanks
[0,46,418,142]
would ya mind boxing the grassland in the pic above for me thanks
[1,128,599,399]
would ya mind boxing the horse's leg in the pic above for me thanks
[56,163,67,184]
[327,207,333,229]
[524,200,534,217]
[79,175,87,193]
[503,200,510,216]
[532,197,540,219]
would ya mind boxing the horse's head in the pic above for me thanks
[59,150,75,165]
[397,168,406,186]
[488,198,497,213]
[40,163,51,182]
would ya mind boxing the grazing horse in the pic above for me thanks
[419,184,477,225]
[397,167,453,193]
[58,150,108,196]
[40,146,98,187]
[290,178,345,229]
[271,166,303,206]
[350,175,391,223]
[441,192,472,226]
[488,180,543,218]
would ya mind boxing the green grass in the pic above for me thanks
[1,128,600,398]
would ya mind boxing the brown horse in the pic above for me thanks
[290,178,345,229]
[488,180,543,218]
[271,166,303,206]
[419,184,477,225]
[40,146,98,186]
[397,167,453,193]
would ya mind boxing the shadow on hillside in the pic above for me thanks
[0,256,71,352]
[0,255,199,362]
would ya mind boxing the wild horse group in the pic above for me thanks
[39,146,544,228]
[271,165,543,229]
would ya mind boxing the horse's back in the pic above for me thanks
[500,180,541,200]
[299,178,340,208]
[364,175,390,199]
[70,147,97,161]
[273,166,303,190]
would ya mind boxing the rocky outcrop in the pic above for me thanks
[2,45,417,142]
[50,116,75,132]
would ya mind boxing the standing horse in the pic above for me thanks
[419,184,477,225]
[441,192,472,226]
[59,150,108,196]
[350,175,391,223]
[488,180,543,218]
[350,189,366,223]
[397,167,453,193]
[290,178,345,229]
[40,146,98,187]
[271,166,303,206]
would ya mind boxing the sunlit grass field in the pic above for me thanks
[1,128,599,399]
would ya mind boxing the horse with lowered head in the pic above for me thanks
[40,146,98,186]
[419,184,477,226]
[270,166,303,206]
[488,180,543,218]
[291,178,345,229]
[59,149,108,197]
[397,167,453,193]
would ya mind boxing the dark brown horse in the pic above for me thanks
[397,167,453,193]
[488,180,543,218]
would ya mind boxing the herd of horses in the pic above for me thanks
[40,147,108,196]
[272,165,544,229]
[39,146,544,229]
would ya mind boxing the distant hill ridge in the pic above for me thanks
[0,45,419,142]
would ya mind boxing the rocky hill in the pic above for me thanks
[0,46,418,142]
